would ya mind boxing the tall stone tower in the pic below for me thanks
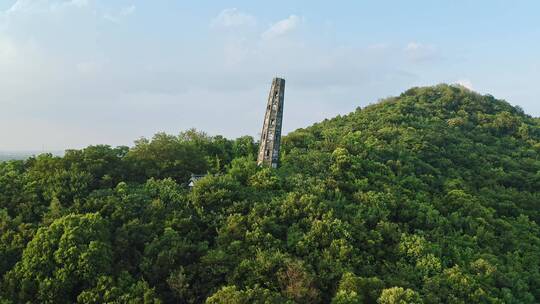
[257,78,285,168]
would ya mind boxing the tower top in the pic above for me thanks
[272,78,285,87]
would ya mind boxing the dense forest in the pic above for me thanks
[1,84,539,303]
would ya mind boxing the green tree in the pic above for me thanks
[77,272,161,304]
[377,287,422,304]
[4,213,112,303]
[205,285,288,304]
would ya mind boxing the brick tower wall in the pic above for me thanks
[257,78,285,168]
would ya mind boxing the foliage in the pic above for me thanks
[1,85,540,303]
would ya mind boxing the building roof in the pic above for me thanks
[188,174,207,187]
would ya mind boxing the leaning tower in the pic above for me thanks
[257,78,285,168]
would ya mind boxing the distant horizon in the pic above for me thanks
[1,82,537,152]
[0,150,64,153]
[1,0,539,150]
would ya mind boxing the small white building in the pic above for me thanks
[188,174,207,188]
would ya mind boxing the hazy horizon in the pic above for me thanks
[1,0,539,151]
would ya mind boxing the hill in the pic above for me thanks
[0,85,539,303]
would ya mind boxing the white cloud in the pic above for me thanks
[76,61,102,75]
[404,42,438,62]
[5,0,31,13]
[3,1,134,25]
[5,0,89,14]
[104,5,136,23]
[5,0,41,14]
[0,36,17,63]
[120,5,136,17]
[261,15,300,40]
[211,8,256,28]
[405,42,421,51]
[368,43,390,50]
[63,0,88,8]
[455,79,473,90]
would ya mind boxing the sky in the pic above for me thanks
[0,0,539,151]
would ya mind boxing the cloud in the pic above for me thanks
[455,79,473,90]
[404,42,422,52]
[404,42,438,62]
[3,1,134,25]
[5,0,32,13]
[104,5,136,23]
[120,5,135,17]
[368,43,390,50]
[63,0,89,8]
[0,36,17,63]
[5,0,43,14]
[211,8,256,28]
[76,61,102,75]
[261,15,300,40]
[5,0,89,14]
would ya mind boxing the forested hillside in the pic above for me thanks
[1,84,539,303]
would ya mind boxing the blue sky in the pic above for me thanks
[1,0,539,150]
